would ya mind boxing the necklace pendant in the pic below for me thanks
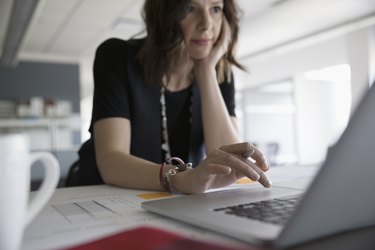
[161,143,169,151]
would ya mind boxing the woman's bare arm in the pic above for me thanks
[94,117,162,190]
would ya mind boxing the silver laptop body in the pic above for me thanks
[142,83,375,249]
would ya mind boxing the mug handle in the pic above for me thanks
[25,152,60,226]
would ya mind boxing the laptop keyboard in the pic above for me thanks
[213,195,301,225]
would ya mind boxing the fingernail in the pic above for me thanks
[242,149,255,159]
[265,178,272,188]
[251,172,260,181]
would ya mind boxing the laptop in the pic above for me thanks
[142,83,375,249]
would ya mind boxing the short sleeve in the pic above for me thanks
[90,39,131,131]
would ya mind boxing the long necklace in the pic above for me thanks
[160,85,193,161]
[160,86,171,160]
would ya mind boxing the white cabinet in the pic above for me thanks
[0,114,81,151]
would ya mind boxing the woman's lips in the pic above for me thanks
[191,39,212,46]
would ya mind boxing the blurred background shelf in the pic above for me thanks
[0,115,81,151]
[0,115,81,189]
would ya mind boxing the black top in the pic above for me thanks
[76,38,236,186]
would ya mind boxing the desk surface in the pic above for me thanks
[22,165,321,250]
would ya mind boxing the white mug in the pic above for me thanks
[0,133,60,250]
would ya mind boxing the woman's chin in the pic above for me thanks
[187,46,212,60]
[189,52,210,60]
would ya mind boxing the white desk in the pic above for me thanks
[22,165,319,250]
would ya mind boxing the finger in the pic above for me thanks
[241,148,255,159]
[219,143,265,167]
[205,164,231,176]
[249,147,271,171]
[239,157,272,187]
[207,149,272,188]
[224,153,272,188]
[258,171,272,188]
[215,153,262,181]
[220,142,271,171]
[207,149,269,183]
[222,16,231,45]
[219,142,254,156]
[214,16,231,50]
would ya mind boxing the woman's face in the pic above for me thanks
[179,0,224,59]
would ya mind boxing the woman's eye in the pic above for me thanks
[211,6,223,13]
[184,4,194,13]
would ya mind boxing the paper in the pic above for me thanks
[22,185,248,250]
[22,165,318,250]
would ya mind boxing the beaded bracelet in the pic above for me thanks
[160,157,192,194]
[159,162,166,189]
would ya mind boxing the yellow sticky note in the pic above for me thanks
[137,192,173,200]
[235,177,254,184]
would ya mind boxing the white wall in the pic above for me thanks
[239,85,297,165]
[371,26,375,84]
[235,35,348,89]
[236,25,374,165]
[347,28,373,114]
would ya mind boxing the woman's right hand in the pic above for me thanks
[172,142,272,194]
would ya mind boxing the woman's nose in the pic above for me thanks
[198,10,212,31]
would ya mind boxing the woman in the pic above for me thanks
[74,0,272,193]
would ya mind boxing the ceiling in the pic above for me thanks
[1,0,375,65]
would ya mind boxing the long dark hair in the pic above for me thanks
[137,0,245,85]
